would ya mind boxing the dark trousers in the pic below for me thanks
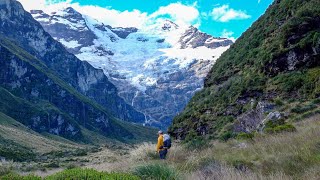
[159,149,168,159]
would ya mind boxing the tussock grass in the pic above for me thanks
[130,143,159,161]
[1,115,319,180]
[179,115,320,179]
[126,115,320,179]
[45,168,140,180]
[133,163,180,180]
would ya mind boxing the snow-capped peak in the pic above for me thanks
[32,6,234,127]
[161,19,179,31]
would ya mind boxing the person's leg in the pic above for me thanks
[159,149,167,160]
[163,149,168,159]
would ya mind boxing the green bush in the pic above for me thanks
[0,166,11,177]
[219,131,235,142]
[133,163,179,180]
[265,119,286,128]
[274,98,284,106]
[44,162,60,168]
[236,132,255,140]
[291,104,317,114]
[184,137,210,150]
[312,98,320,104]
[265,124,296,134]
[0,173,41,180]
[45,168,140,180]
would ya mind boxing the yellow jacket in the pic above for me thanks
[156,135,164,152]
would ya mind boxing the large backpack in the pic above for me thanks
[163,134,171,149]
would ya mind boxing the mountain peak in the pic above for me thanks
[161,19,179,31]
[0,0,25,17]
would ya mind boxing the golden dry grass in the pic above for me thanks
[107,115,320,179]
[2,114,319,180]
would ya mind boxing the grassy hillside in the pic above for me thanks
[169,0,320,140]
[0,112,88,162]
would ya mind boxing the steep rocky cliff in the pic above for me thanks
[0,0,145,123]
[169,0,320,140]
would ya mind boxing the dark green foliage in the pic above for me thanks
[264,120,296,134]
[184,136,210,150]
[295,109,320,121]
[0,136,35,162]
[220,131,236,142]
[291,104,317,114]
[169,0,320,140]
[312,98,320,104]
[45,168,140,180]
[133,163,179,180]
[236,132,255,140]
[44,162,60,168]
[265,119,286,129]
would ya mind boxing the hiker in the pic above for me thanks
[156,130,171,160]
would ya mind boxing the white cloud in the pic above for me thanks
[18,0,200,29]
[211,5,250,22]
[70,4,148,28]
[220,29,236,42]
[149,2,200,27]
[17,0,71,11]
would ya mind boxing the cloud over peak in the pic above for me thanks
[211,5,251,22]
[18,0,200,29]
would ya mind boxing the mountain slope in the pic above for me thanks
[169,0,320,139]
[0,0,145,123]
[0,0,156,143]
[0,34,156,142]
[0,111,87,161]
[30,7,233,128]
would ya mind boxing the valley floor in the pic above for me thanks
[1,114,320,179]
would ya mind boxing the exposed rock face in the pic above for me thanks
[0,0,145,123]
[179,26,233,49]
[234,102,280,133]
[31,7,233,128]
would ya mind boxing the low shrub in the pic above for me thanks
[265,124,296,134]
[291,104,317,114]
[184,137,210,150]
[45,168,140,180]
[133,163,179,180]
[44,162,59,168]
[0,173,41,180]
[312,98,320,104]
[0,165,11,177]
[295,110,320,121]
[236,132,254,140]
[274,98,284,106]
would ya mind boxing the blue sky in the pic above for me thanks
[19,0,274,39]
